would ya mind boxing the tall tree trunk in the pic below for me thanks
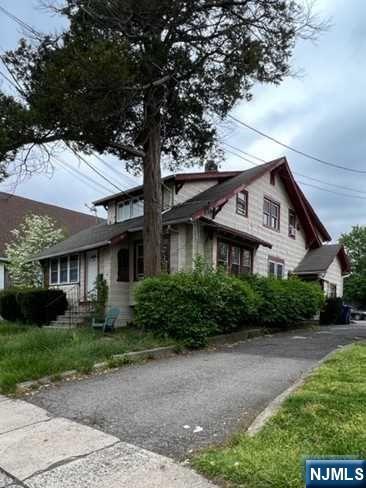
[143,98,162,277]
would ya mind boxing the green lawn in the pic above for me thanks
[194,343,366,488]
[0,322,176,394]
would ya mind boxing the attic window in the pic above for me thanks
[288,209,297,239]
[270,172,276,185]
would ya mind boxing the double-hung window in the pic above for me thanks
[263,197,280,231]
[217,241,230,271]
[288,209,297,238]
[236,191,248,217]
[50,255,79,284]
[268,258,284,279]
[134,243,144,280]
[217,241,252,275]
[117,197,144,222]
[118,201,131,222]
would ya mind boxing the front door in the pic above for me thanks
[86,251,98,298]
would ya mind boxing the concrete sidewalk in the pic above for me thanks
[0,395,215,488]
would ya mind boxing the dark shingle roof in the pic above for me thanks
[35,208,192,259]
[0,192,102,258]
[294,245,347,274]
[35,217,144,259]
[93,171,242,206]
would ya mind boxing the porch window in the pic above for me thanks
[231,246,241,275]
[117,248,130,282]
[217,240,252,275]
[49,255,79,285]
[242,249,252,275]
[69,255,79,283]
[236,191,248,217]
[60,257,68,283]
[50,259,58,284]
[134,243,144,280]
[217,241,229,271]
[263,197,280,231]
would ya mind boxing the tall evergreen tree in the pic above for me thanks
[0,0,325,276]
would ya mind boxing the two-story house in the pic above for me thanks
[35,157,350,326]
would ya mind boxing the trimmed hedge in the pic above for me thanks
[0,288,68,326]
[134,269,260,348]
[240,275,324,326]
[134,271,324,347]
[0,289,24,322]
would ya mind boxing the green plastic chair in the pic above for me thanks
[92,308,120,333]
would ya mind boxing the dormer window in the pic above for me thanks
[117,197,144,222]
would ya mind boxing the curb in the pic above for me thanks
[16,345,179,394]
[246,343,354,437]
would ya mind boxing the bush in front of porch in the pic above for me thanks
[0,288,67,326]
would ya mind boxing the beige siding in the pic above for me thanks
[174,180,217,205]
[323,257,344,297]
[107,201,116,224]
[212,172,308,277]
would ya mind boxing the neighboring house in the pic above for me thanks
[0,192,101,290]
[35,157,350,326]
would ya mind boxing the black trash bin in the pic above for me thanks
[340,305,352,325]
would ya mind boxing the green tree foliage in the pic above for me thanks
[0,0,325,275]
[343,274,366,308]
[340,225,366,273]
[5,214,65,287]
[340,226,366,306]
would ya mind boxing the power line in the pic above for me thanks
[67,148,125,193]
[54,156,114,194]
[92,153,140,187]
[228,114,366,175]
[224,145,366,201]
[222,142,366,196]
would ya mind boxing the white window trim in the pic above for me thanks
[50,255,80,285]
[268,260,284,279]
[117,197,144,222]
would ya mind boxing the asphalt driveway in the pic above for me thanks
[28,323,366,460]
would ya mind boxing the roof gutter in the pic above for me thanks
[32,240,111,261]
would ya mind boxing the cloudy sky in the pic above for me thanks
[0,0,365,239]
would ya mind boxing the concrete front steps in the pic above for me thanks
[46,310,92,329]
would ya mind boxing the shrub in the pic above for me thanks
[320,297,343,325]
[18,289,68,326]
[134,268,260,348]
[0,288,68,326]
[92,274,109,321]
[0,289,24,322]
[240,275,324,326]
